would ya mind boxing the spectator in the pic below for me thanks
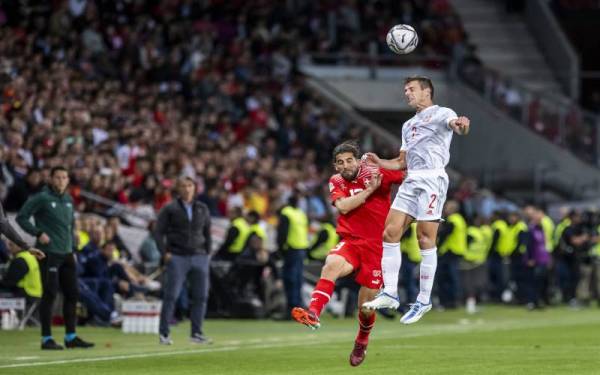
[4,168,43,211]
[105,216,131,260]
[0,147,14,201]
[139,221,161,271]
[523,205,551,310]
[277,194,309,317]
[81,240,149,299]
[555,211,588,305]
[400,223,421,309]
[155,176,212,345]
[216,206,250,261]
[0,241,42,300]
[234,233,282,310]
[437,200,467,309]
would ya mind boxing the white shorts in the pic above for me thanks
[391,169,449,221]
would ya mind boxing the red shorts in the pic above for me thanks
[329,238,382,289]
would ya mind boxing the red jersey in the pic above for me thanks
[329,161,405,240]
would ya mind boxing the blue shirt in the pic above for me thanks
[184,202,193,221]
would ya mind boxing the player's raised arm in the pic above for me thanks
[364,151,407,171]
[449,116,470,135]
[334,172,382,215]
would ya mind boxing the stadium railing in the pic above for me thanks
[525,0,580,100]
[459,64,600,168]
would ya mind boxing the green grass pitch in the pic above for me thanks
[0,306,599,374]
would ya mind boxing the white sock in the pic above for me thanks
[417,247,437,304]
[382,242,402,297]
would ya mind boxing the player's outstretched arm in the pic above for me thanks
[334,172,382,215]
[364,151,406,170]
[449,116,470,135]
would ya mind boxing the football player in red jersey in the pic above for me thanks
[292,141,405,367]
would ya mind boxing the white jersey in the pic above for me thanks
[400,105,458,170]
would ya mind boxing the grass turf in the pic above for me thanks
[0,306,599,374]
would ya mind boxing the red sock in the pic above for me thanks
[308,278,335,317]
[356,311,376,344]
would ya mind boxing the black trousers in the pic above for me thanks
[438,252,461,308]
[39,253,79,337]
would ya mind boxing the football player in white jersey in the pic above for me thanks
[362,76,470,324]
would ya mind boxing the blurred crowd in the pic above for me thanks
[1,0,408,231]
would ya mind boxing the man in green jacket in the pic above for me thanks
[17,166,94,350]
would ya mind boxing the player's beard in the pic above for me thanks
[341,168,359,181]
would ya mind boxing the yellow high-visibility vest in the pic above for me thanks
[77,230,90,251]
[229,217,251,253]
[439,213,467,256]
[401,223,422,262]
[507,221,528,255]
[492,219,512,257]
[541,215,555,253]
[15,251,42,298]
[554,218,571,250]
[480,224,493,254]
[465,226,488,264]
[249,223,267,242]
[281,206,309,249]
[310,223,339,260]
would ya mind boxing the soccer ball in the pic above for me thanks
[386,24,418,55]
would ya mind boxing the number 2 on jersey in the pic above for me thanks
[428,194,437,209]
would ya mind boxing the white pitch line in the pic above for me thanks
[0,346,241,369]
[1,315,599,369]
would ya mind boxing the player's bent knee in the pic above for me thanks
[322,255,349,279]
[383,226,402,243]
[417,225,438,249]
[417,235,435,249]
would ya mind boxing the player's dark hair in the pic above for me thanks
[405,76,434,99]
[50,166,68,177]
[332,141,360,161]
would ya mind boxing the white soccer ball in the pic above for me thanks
[386,24,418,55]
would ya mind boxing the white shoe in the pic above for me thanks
[159,335,173,345]
[110,311,123,326]
[400,301,432,324]
[362,292,400,311]
[190,334,213,345]
[145,279,161,292]
[466,298,477,315]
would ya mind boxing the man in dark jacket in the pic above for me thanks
[4,168,44,211]
[155,176,212,345]
[16,166,94,350]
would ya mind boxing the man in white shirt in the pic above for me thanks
[362,76,470,324]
